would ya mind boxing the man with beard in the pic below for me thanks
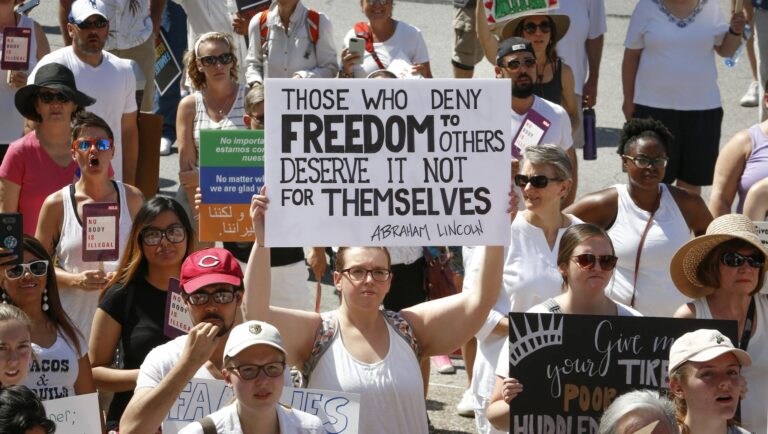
[119,248,245,433]
[498,37,578,207]
[30,0,138,185]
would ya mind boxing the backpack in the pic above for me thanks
[301,309,420,385]
[257,8,320,59]
[353,21,386,70]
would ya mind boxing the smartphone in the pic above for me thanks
[16,0,40,15]
[348,37,365,65]
[0,213,22,265]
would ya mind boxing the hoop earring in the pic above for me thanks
[42,287,49,312]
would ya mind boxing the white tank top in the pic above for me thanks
[192,83,247,154]
[606,184,692,317]
[307,315,429,434]
[56,181,133,339]
[691,296,768,434]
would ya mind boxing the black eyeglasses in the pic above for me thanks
[500,57,536,71]
[342,268,391,282]
[227,362,286,380]
[623,155,669,169]
[73,138,113,153]
[141,225,186,246]
[185,290,237,306]
[5,260,49,280]
[721,252,765,269]
[572,254,618,271]
[522,21,552,34]
[76,18,108,30]
[38,92,71,104]
[199,53,234,67]
[514,174,561,189]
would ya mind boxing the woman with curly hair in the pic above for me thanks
[565,117,712,317]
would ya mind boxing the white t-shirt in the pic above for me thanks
[135,334,217,390]
[512,96,573,152]
[29,47,137,181]
[101,0,153,50]
[624,0,728,110]
[526,299,642,316]
[178,402,325,434]
[22,331,87,401]
[342,20,430,78]
[554,0,606,95]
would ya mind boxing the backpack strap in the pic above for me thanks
[302,311,339,384]
[306,9,320,44]
[258,10,270,55]
[198,416,217,434]
[382,309,420,359]
[354,21,386,70]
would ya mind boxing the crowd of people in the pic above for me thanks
[0,0,764,433]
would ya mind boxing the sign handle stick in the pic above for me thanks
[98,260,104,273]
[314,280,321,313]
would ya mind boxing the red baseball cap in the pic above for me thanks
[180,248,243,294]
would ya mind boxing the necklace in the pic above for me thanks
[204,84,236,118]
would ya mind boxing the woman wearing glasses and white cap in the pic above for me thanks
[179,320,323,433]
[35,111,143,341]
[668,329,753,434]
[566,118,712,317]
[672,214,768,434]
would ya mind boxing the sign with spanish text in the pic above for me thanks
[506,313,737,433]
[1,27,31,70]
[199,129,264,242]
[265,79,511,247]
[43,393,101,434]
[82,202,119,262]
[485,0,559,27]
[154,31,182,96]
[164,278,193,338]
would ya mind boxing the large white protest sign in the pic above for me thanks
[43,393,101,434]
[163,378,360,434]
[265,79,511,247]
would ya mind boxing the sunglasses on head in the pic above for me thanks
[501,57,536,71]
[514,174,560,189]
[623,155,669,169]
[73,138,113,153]
[38,92,71,104]
[721,252,765,268]
[4,260,49,280]
[368,0,392,5]
[76,18,108,30]
[572,254,618,271]
[522,21,552,34]
[199,53,234,67]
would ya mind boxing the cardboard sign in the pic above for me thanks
[265,79,512,247]
[164,278,193,338]
[82,202,119,262]
[506,313,738,433]
[199,129,264,242]
[484,0,559,26]
[235,0,270,19]
[756,221,768,249]
[154,31,182,96]
[43,393,101,434]
[511,108,551,159]
[1,26,31,70]
[162,378,360,434]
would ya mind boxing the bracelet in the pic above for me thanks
[729,27,742,36]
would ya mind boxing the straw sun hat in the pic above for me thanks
[497,10,570,43]
[670,214,768,299]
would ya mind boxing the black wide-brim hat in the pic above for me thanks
[15,63,96,120]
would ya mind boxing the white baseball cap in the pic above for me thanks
[68,0,108,25]
[224,321,286,362]
[668,329,752,374]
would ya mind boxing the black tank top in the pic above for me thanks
[533,58,563,105]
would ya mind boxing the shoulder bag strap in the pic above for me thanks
[630,187,662,308]
[354,21,386,70]
[199,416,217,434]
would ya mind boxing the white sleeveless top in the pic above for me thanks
[0,15,38,144]
[307,315,429,434]
[606,184,692,317]
[192,84,247,154]
[691,296,768,434]
[56,181,133,339]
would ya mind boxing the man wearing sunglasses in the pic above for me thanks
[496,37,578,207]
[30,0,139,186]
[120,248,247,433]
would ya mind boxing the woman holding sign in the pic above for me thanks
[35,111,143,340]
[672,214,768,434]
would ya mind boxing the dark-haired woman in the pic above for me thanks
[36,112,143,340]
[0,235,95,400]
[88,197,193,429]
[565,118,711,317]
[0,385,56,433]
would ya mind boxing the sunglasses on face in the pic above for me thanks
[571,254,618,271]
[73,138,113,153]
[342,267,391,282]
[522,21,552,34]
[228,362,286,380]
[514,174,560,189]
[185,290,236,306]
[141,225,186,246]
[623,155,669,169]
[199,53,234,67]
[4,260,49,280]
[501,57,536,71]
[76,18,108,30]
[38,92,71,104]
[721,252,765,268]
